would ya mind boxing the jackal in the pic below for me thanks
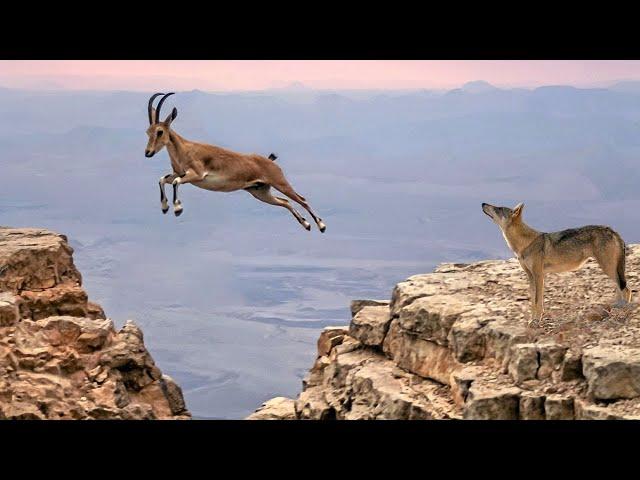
[482,202,631,324]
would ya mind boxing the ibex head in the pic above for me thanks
[145,92,178,158]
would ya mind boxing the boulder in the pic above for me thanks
[0,227,190,420]
[247,397,297,420]
[0,292,20,326]
[583,346,640,400]
[349,306,391,347]
[350,299,389,317]
[463,384,521,420]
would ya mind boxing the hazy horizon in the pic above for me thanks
[4,60,640,92]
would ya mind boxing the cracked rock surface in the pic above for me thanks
[248,246,640,420]
[0,227,190,420]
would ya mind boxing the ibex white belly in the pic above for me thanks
[192,172,238,192]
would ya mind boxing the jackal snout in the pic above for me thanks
[481,202,523,229]
[481,202,494,218]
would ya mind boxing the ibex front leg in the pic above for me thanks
[171,170,203,217]
[159,173,178,214]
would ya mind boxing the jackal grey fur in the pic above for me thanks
[482,202,631,324]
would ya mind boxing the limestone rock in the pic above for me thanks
[295,386,334,420]
[349,306,391,347]
[246,397,297,420]
[545,395,574,420]
[0,292,20,327]
[537,342,568,381]
[560,350,584,382]
[383,319,461,384]
[397,294,483,348]
[449,366,484,408]
[350,299,389,317]
[508,344,539,384]
[317,326,349,357]
[19,284,90,320]
[583,346,640,400]
[463,383,521,420]
[256,244,640,420]
[161,375,189,416]
[447,315,486,362]
[0,227,190,420]
[519,392,545,420]
[0,228,81,292]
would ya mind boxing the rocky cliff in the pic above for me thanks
[248,246,640,420]
[0,227,190,419]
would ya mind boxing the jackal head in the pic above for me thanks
[145,92,178,158]
[482,202,524,230]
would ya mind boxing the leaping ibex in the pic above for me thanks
[145,92,326,232]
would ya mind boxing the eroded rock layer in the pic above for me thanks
[249,246,640,420]
[0,227,190,420]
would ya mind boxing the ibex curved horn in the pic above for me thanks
[148,92,164,125]
[155,92,175,124]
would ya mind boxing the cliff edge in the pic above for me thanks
[0,227,190,419]
[248,246,640,420]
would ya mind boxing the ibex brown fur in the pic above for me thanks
[145,92,326,232]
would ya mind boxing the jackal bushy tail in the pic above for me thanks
[617,241,627,291]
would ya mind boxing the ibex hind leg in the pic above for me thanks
[246,184,311,231]
[273,182,326,233]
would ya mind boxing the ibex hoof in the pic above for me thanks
[319,223,326,233]
[162,207,169,214]
[302,220,311,231]
[174,208,183,217]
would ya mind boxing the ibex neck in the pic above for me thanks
[166,130,189,162]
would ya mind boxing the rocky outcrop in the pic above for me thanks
[248,246,640,420]
[0,227,190,419]
[246,397,297,420]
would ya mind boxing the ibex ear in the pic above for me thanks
[164,107,178,126]
[512,202,524,218]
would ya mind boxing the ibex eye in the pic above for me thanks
[157,130,164,137]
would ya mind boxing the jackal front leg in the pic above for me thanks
[530,267,545,325]
[159,173,178,214]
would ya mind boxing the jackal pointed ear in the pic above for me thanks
[512,203,524,218]
[164,107,178,126]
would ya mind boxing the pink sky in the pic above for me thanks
[2,61,640,91]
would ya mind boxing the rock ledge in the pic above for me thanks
[248,246,640,420]
[0,227,190,420]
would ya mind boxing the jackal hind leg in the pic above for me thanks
[522,266,537,326]
[594,249,632,304]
